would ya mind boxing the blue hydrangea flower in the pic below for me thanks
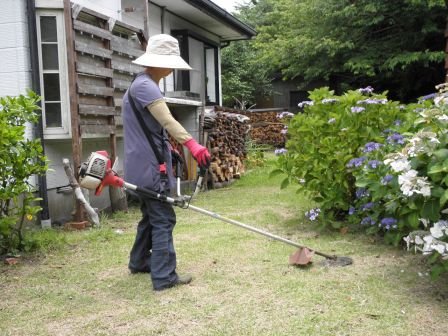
[363,142,384,153]
[418,93,436,103]
[322,98,338,104]
[386,133,404,145]
[305,208,321,221]
[358,86,374,95]
[351,106,365,113]
[275,148,287,156]
[379,218,398,230]
[357,98,388,105]
[381,175,393,185]
[356,188,369,199]
[360,202,375,211]
[298,101,314,108]
[276,112,294,119]
[348,206,356,215]
[367,160,382,169]
[361,216,376,225]
[393,120,402,126]
[347,156,367,168]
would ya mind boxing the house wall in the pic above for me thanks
[0,0,32,98]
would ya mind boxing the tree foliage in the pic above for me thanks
[221,0,273,109]
[227,0,446,102]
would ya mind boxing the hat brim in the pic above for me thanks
[132,53,192,70]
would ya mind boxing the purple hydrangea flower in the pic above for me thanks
[281,126,288,135]
[356,188,369,199]
[347,156,367,168]
[351,106,365,113]
[360,202,375,211]
[276,112,294,119]
[275,148,287,156]
[363,142,384,153]
[381,175,393,185]
[322,98,338,104]
[367,160,382,169]
[358,86,374,95]
[386,133,405,145]
[418,93,436,103]
[393,120,402,126]
[357,98,388,105]
[348,206,356,215]
[361,216,376,225]
[379,218,398,230]
[298,101,314,108]
[305,208,321,221]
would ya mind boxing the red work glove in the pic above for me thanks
[183,138,211,170]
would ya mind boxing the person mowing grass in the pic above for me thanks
[122,34,211,291]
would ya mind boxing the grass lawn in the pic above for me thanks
[1,156,447,335]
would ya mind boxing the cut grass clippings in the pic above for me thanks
[0,155,447,336]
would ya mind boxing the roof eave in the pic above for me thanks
[183,0,257,40]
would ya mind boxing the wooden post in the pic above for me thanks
[64,0,83,221]
[102,19,128,213]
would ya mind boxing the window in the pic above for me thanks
[36,10,69,136]
[171,30,219,105]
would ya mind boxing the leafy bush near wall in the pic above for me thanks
[0,91,48,255]
[273,87,419,226]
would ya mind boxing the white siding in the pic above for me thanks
[0,0,32,97]
[148,3,162,35]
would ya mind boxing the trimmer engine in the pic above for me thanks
[79,151,123,195]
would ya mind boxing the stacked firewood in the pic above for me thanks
[214,107,288,147]
[204,112,250,186]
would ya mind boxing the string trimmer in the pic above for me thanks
[78,150,353,267]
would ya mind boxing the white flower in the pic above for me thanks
[437,115,448,122]
[434,244,446,255]
[420,218,430,228]
[430,220,448,238]
[328,118,336,124]
[403,235,412,250]
[414,235,424,245]
[435,95,448,106]
[406,131,440,157]
[384,153,411,173]
[388,159,411,173]
[398,169,431,197]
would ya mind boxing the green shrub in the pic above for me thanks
[273,87,418,227]
[0,91,48,255]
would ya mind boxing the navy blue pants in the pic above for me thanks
[128,197,178,290]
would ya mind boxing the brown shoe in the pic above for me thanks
[154,274,192,291]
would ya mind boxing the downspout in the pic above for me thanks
[26,0,51,227]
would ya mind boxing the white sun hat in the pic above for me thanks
[132,34,192,70]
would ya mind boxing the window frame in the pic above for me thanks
[35,9,70,137]
[171,29,220,105]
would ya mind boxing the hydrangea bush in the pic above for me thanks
[274,84,448,277]
[272,86,417,226]
[348,84,448,277]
